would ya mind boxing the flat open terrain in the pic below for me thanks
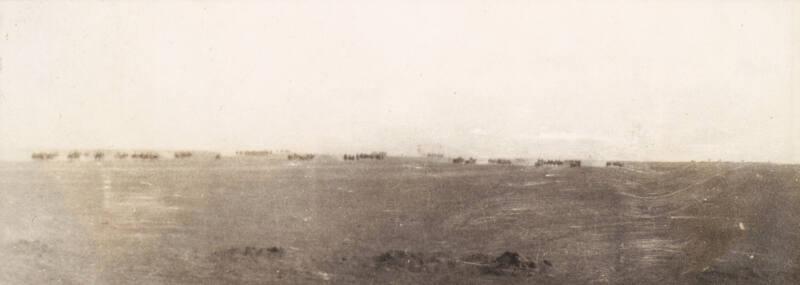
[1,158,799,284]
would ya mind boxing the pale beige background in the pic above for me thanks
[0,0,797,162]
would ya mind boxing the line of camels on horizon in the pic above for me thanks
[33,151,165,161]
[343,152,388,161]
[31,151,625,168]
[31,150,314,161]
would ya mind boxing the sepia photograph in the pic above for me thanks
[0,1,798,284]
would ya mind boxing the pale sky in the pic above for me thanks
[1,1,798,162]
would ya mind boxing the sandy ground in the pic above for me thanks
[1,158,799,284]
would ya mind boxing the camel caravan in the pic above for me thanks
[235,150,301,160]
[66,151,106,161]
[287,153,315,161]
[68,151,81,160]
[34,151,115,161]
[131,152,160,160]
[33,151,105,161]
[343,152,387,161]
[452,157,477,164]
[174,151,193,159]
[31,152,59,161]
[32,150,217,162]
[534,159,581,168]
[488,158,514,165]
[426,153,445,158]
[236,150,273,156]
